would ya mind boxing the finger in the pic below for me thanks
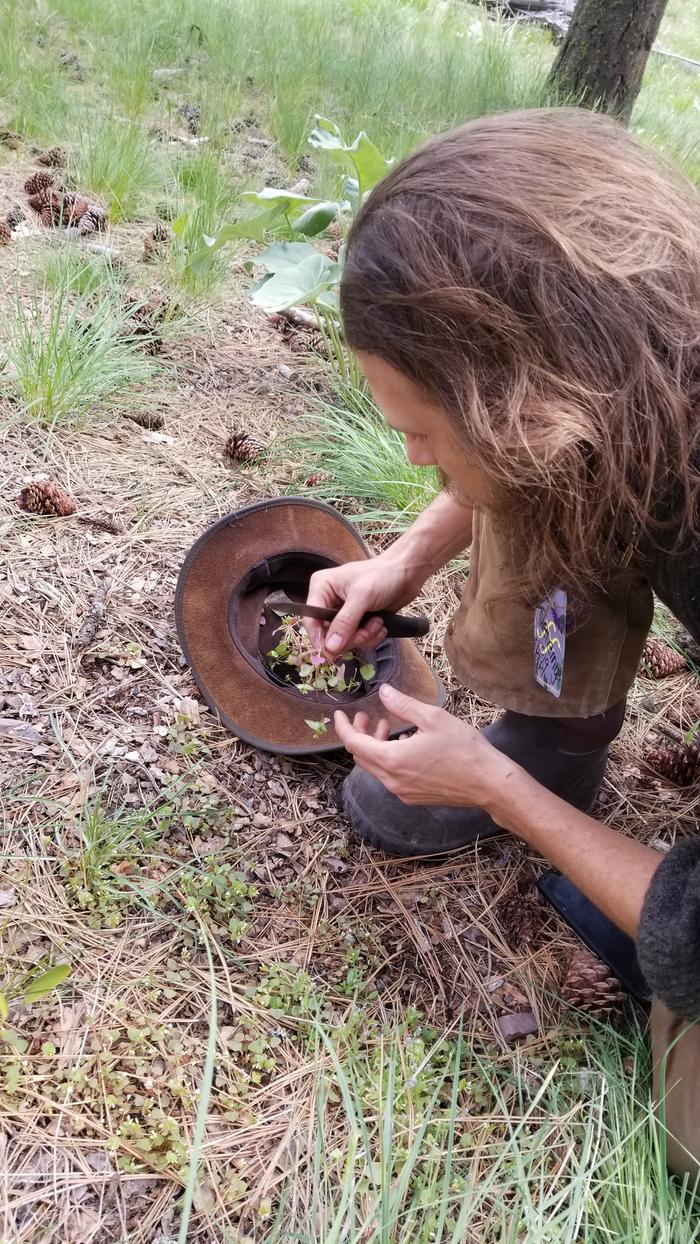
[303,617,327,649]
[353,618,386,648]
[352,711,371,734]
[378,684,442,730]
[374,717,391,740]
[306,569,344,612]
[334,711,393,770]
[324,593,374,655]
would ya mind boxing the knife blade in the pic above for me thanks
[264,591,429,639]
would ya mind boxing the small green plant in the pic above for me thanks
[253,962,320,1018]
[164,147,242,298]
[112,1109,189,1173]
[265,613,374,695]
[191,117,392,317]
[180,861,257,942]
[5,286,159,426]
[0,963,72,1043]
[60,799,172,926]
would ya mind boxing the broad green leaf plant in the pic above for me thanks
[191,118,393,319]
[1,962,72,1049]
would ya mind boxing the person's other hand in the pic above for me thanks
[305,555,423,656]
[334,684,516,808]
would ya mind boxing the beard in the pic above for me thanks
[438,468,475,508]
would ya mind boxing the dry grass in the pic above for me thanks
[1,8,700,1240]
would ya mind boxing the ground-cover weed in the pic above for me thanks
[58,797,174,925]
[4,284,159,426]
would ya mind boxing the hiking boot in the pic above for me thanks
[342,702,625,857]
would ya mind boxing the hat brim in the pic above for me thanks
[175,497,445,756]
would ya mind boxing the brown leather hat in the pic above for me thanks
[175,497,445,755]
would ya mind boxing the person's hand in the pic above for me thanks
[305,554,424,656]
[334,684,518,809]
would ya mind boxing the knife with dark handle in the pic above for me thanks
[264,591,430,639]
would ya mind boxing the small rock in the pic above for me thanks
[496,1011,539,1043]
[275,832,294,852]
[0,718,42,745]
[85,243,121,261]
[252,812,271,829]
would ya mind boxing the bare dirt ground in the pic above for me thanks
[2,136,700,1241]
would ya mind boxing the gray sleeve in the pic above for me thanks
[637,838,700,1021]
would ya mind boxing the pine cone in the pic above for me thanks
[0,220,11,246]
[24,170,54,196]
[645,741,700,787]
[18,481,77,517]
[39,192,74,228]
[125,294,167,355]
[304,470,331,487]
[0,128,21,150]
[561,948,626,1018]
[496,887,542,950]
[79,204,107,233]
[67,197,89,224]
[640,639,687,679]
[27,189,52,213]
[224,430,265,464]
[156,200,176,221]
[142,232,163,263]
[59,50,84,80]
[36,145,66,167]
[6,204,25,229]
[179,102,201,135]
[122,409,165,431]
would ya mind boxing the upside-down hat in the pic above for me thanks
[175,497,445,755]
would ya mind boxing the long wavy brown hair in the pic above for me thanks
[340,108,700,603]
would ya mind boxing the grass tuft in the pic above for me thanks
[40,244,130,298]
[4,285,159,426]
[285,378,440,529]
[73,119,165,221]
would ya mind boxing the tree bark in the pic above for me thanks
[550,0,669,122]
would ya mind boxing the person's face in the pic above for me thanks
[357,352,491,507]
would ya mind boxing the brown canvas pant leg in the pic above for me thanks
[651,998,700,1180]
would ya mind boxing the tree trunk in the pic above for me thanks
[550,0,669,122]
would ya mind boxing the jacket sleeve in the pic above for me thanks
[637,837,700,1020]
